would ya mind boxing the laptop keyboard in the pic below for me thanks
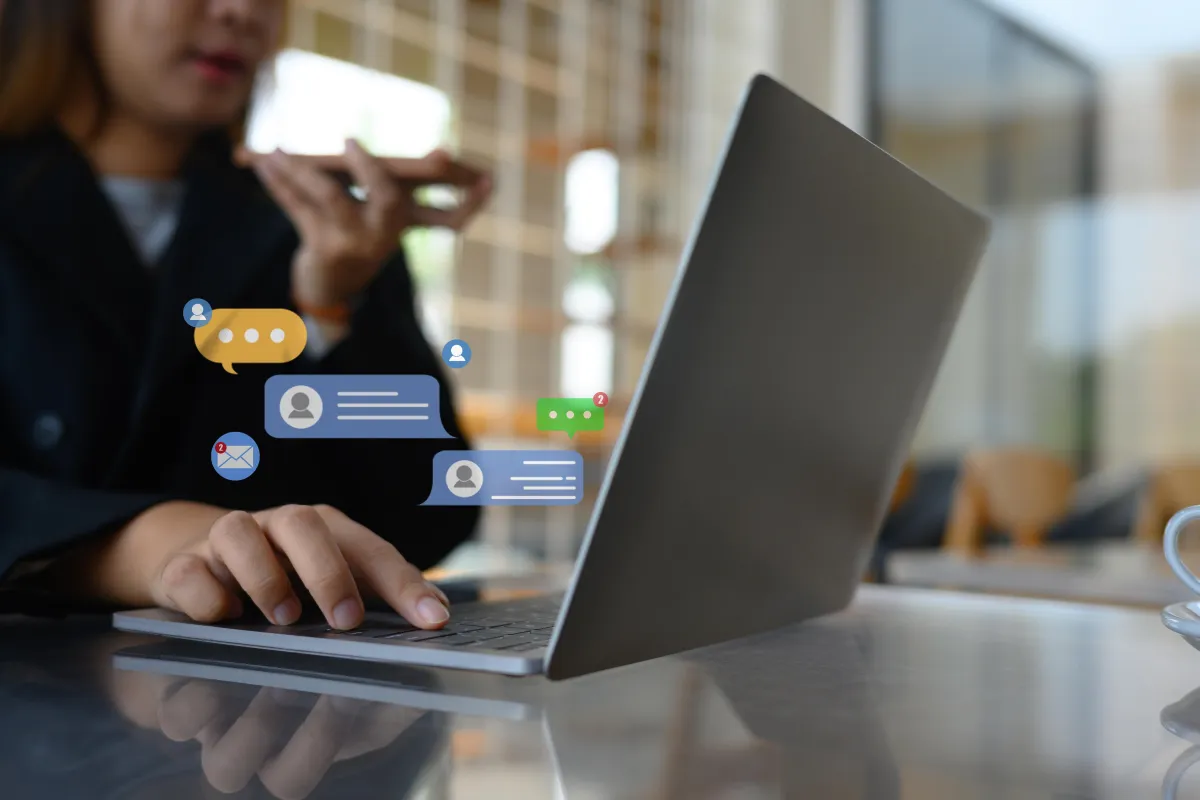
[313,594,563,654]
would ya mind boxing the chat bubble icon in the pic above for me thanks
[422,450,583,506]
[195,308,308,374]
[536,398,605,439]
[264,374,453,439]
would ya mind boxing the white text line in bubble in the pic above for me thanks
[491,495,578,501]
[523,460,577,465]
[337,391,399,396]
[566,477,577,480]
[335,403,430,408]
[511,476,564,481]
[337,415,431,421]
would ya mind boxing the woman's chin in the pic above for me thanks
[160,103,247,133]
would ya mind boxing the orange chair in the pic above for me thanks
[1134,462,1200,543]
[944,449,1076,553]
[889,460,917,513]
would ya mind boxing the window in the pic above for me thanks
[867,0,1099,470]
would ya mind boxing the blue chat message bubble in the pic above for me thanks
[423,450,583,506]
[265,375,453,439]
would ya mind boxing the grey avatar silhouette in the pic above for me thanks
[288,392,315,419]
[453,465,476,488]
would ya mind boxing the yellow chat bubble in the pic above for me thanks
[194,309,308,374]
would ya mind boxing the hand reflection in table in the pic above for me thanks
[0,620,445,800]
[108,666,436,799]
[0,613,897,799]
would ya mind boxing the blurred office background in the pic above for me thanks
[247,0,1200,570]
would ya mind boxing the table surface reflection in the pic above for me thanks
[5,585,1200,799]
[887,541,1196,607]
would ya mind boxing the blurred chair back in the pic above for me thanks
[944,449,1076,553]
[889,460,917,513]
[1134,462,1200,542]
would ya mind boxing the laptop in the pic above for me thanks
[113,73,989,679]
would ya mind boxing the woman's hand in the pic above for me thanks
[54,501,451,631]
[250,140,492,309]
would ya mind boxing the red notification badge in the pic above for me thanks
[593,392,609,407]
[215,441,227,454]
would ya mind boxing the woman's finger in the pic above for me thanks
[208,510,302,626]
[258,505,364,630]
[342,138,405,233]
[254,154,324,236]
[316,506,449,629]
[268,150,360,229]
[157,552,242,623]
[258,694,357,800]
[411,172,492,231]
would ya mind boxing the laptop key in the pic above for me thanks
[432,634,488,646]
[491,634,541,649]
[385,629,455,642]
[332,628,401,637]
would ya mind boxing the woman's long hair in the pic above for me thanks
[0,0,107,137]
[0,0,274,141]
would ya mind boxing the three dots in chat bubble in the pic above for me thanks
[186,300,308,375]
[536,395,608,438]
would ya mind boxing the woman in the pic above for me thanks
[0,0,490,631]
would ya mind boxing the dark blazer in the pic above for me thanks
[0,128,480,580]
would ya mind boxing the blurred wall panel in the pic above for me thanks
[869,0,1098,471]
[1096,60,1200,471]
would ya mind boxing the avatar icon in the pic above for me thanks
[288,392,315,420]
[446,459,483,498]
[279,384,323,430]
[183,297,212,328]
[453,465,476,488]
[441,339,472,369]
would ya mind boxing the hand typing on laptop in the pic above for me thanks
[43,502,451,632]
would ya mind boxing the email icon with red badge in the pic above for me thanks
[211,432,259,481]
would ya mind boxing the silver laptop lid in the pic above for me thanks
[546,74,989,680]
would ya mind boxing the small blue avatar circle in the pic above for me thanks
[184,298,213,328]
[442,339,472,369]
[211,432,259,481]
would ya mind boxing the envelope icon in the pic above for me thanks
[217,445,255,469]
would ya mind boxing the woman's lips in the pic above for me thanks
[191,53,248,84]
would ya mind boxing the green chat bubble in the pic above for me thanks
[536,397,605,438]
